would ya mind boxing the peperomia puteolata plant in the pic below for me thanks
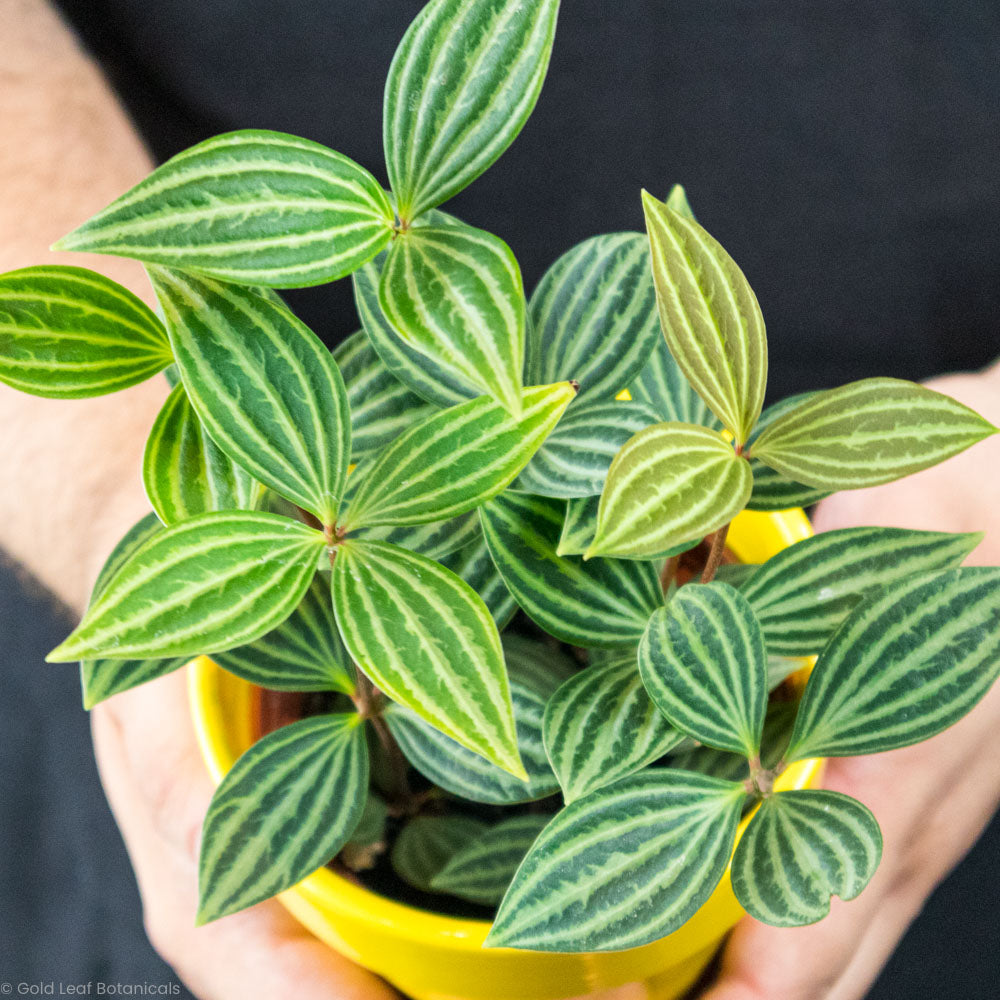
[2,0,999,953]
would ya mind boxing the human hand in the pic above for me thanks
[701,361,1000,1000]
[91,669,400,1000]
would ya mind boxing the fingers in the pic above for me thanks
[92,669,398,1000]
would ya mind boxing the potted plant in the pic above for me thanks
[1,1,998,998]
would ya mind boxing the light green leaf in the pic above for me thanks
[332,329,434,460]
[150,268,350,525]
[543,651,684,803]
[430,814,550,905]
[486,769,746,951]
[384,0,559,220]
[731,790,882,927]
[515,398,662,498]
[48,511,326,662]
[664,183,696,219]
[751,378,998,490]
[79,514,188,708]
[525,233,660,399]
[438,534,517,629]
[331,539,525,777]
[642,190,767,443]
[143,382,260,525]
[56,130,393,287]
[786,567,1000,761]
[639,583,767,757]
[379,223,526,416]
[391,815,489,893]
[480,492,663,648]
[587,422,752,560]
[385,675,557,805]
[557,495,602,556]
[211,574,355,693]
[197,713,368,922]
[342,383,575,529]
[741,527,982,655]
[0,266,171,398]
[354,509,481,560]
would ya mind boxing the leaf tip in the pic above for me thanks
[46,638,79,663]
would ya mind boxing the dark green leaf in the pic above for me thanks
[391,815,489,893]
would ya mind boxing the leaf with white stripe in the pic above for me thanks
[639,583,768,757]
[731,790,882,927]
[525,233,660,399]
[331,539,525,777]
[486,769,746,951]
[480,492,663,648]
[150,268,350,525]
[0,266,171,398]
[212,574,355,693]
[515,397,661,498]
[502,633,576,700]
[431,814,550,905]
[342,383,575,529]
[642,190,767,444]
[785,567,1000,761]
[751,378,998,490]
[630,329,722,429]
[384,0,559,220]
[544,651,684,803]
[439,534,517,628]
[48,511,326,662]
[332,329,434,460]
[79,514,188,708]
[391,815,489,893]
[197,713,368,923]
[379,224,526,416]
[746,392,831,511]
[143,382,260,525]
[355,509,481,560]
[56,130,393,287]
[587,422,752,560]
[385,675,557,804]
[741,527,982,656]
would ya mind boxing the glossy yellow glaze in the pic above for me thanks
[189,506,821,1000]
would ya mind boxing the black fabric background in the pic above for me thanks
[2,1,999,996]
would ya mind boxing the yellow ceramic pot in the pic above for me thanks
[188,507,822,1000]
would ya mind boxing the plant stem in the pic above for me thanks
[700,522,731,583]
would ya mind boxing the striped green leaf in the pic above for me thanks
[355,509,481,560]
[379,224,527,416]
[746,392,831,511]
[665,183,696,219]
[639,583,768,757]
[79,514,187,708]
[480,492,663,648]
[515,398,662,498]
[48,511,325,662]
[629,330,722,430]
[143,382,260,525]
[731,790,882,927]
[0,266,171,398]
[525,233,661,399]
[332,329,434,460]
[331,539,525,777]
[212,574,355,693]
[353,249,476,407]
[486,769,746,951]
[342,383,575,529]
[391,815,489,893]
[587,422,752,560]
[543,650,684,803]
[439,534,517,628]
[197,713,368,923]
[430,813,550,905]
[502,633,576,700]
[385,675,557,804]
[642,191,767,444]
[741,527,982,656]
[56,130,393,287]
[384,0,559,220]
[786,568,1000,761]
[751,378,998,490]
[150,268,350,525]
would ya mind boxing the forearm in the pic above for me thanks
[0,0,165,612]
